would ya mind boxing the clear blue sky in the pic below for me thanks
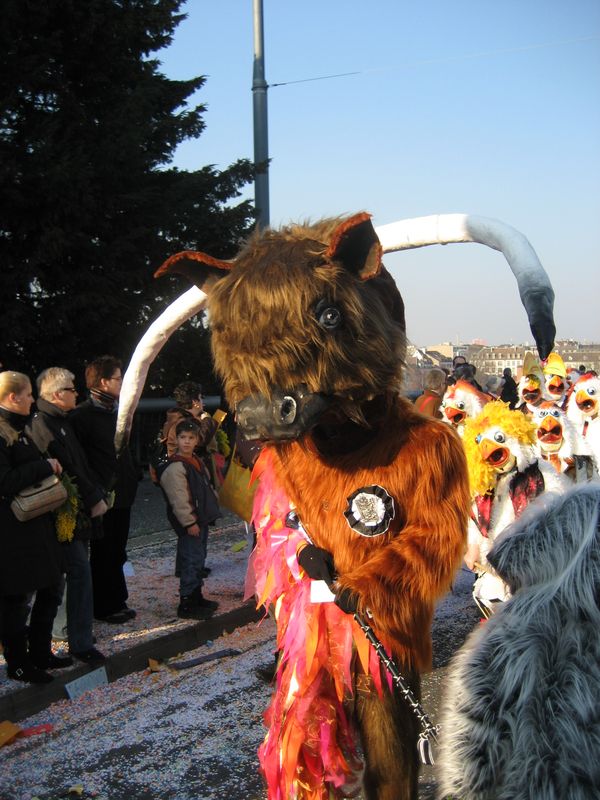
[159,0,600,349]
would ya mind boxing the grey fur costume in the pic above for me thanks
[437,484,600,800]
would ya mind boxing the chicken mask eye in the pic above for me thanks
[456,401,465,410]
[314,299,342,331]
[494,431,506,443]
[588,387,597,396]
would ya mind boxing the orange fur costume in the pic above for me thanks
[247,396,469,800]
[156,213,470,800]
[272,397,469,671]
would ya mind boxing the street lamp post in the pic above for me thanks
[252,0,270,228]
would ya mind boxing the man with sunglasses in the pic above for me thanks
[29,367,108,664]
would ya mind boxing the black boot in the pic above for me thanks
[31,652,74,670]
[177,595,214,620]
[191,586,219,613]
[7,662,54,684]
[4,632,54,684]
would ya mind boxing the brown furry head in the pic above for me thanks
[156,213,406,439]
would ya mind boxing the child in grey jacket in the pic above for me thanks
[159,420,220,619]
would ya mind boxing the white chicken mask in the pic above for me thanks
[572,373,599,420]
[533,404,566,454]
[542,352,567,405]
[441,380,490,432]
[475,426,534,476]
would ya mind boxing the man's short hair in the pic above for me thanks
[455,363,476,381]
[85,355,121,389]
[173,381,202,409]
[175,419,201,437]
[424,368,446,393]
[37,367,75,399]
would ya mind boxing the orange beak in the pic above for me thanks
[479,439,511,469]
[537,417,563,445]
[576,390,598,415]
[445,407,465,425]
[547,376,565,396]
[522,379,541,403]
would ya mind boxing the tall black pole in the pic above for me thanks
[252,0,270,228]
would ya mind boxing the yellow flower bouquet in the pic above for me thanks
[215,428,231,459]
[55,473,82,543]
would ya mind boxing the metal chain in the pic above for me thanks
[353,612,438,738]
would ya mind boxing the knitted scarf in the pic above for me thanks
[89,388,116,412]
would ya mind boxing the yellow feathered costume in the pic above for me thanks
[463,401,537,496]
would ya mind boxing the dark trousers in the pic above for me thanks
[1,584,62,667]
[90,507,131,619]
[175,526,208,597]
[63,540,94,651]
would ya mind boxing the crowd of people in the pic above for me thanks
[0,360,229,686]
[0,357,143,683]
[414,352,599,617]
[414,356,548,417]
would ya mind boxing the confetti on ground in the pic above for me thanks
[0,482,478,800]
[0,620,277,800]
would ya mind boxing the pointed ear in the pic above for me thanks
[325,212,383,280]
[154,250,232,291]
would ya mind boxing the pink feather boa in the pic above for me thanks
[247,449,390,799]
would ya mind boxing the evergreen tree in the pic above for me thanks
[0,0,254,390]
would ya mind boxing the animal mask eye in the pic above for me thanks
[588,387,596,396]
[493,431,506,443]
[455,401,465,410]
[314,299,342,331]
[539,410,547,418]
[551,409,560,417]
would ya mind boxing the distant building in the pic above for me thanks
[425,342,456,359]
[554,340,600,374]
[424,350,452,370]
[470,341,600,377]
[425,342,484,365]
[406,339,599,395]
[472,345,531,378]
[406,344,434,368]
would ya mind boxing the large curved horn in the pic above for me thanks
[374,214,555,360]
[117,213,555,450]
[115,286,206,453]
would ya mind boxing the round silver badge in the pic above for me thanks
[344,485,395,536]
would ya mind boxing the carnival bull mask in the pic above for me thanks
[155,215,405,441]
[115,212,556,451]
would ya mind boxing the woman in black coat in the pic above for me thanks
[0,371,70,683]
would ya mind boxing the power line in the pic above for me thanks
[270,33,600,88]
[270,70,360,88]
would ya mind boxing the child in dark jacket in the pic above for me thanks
[159,420,220,619]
